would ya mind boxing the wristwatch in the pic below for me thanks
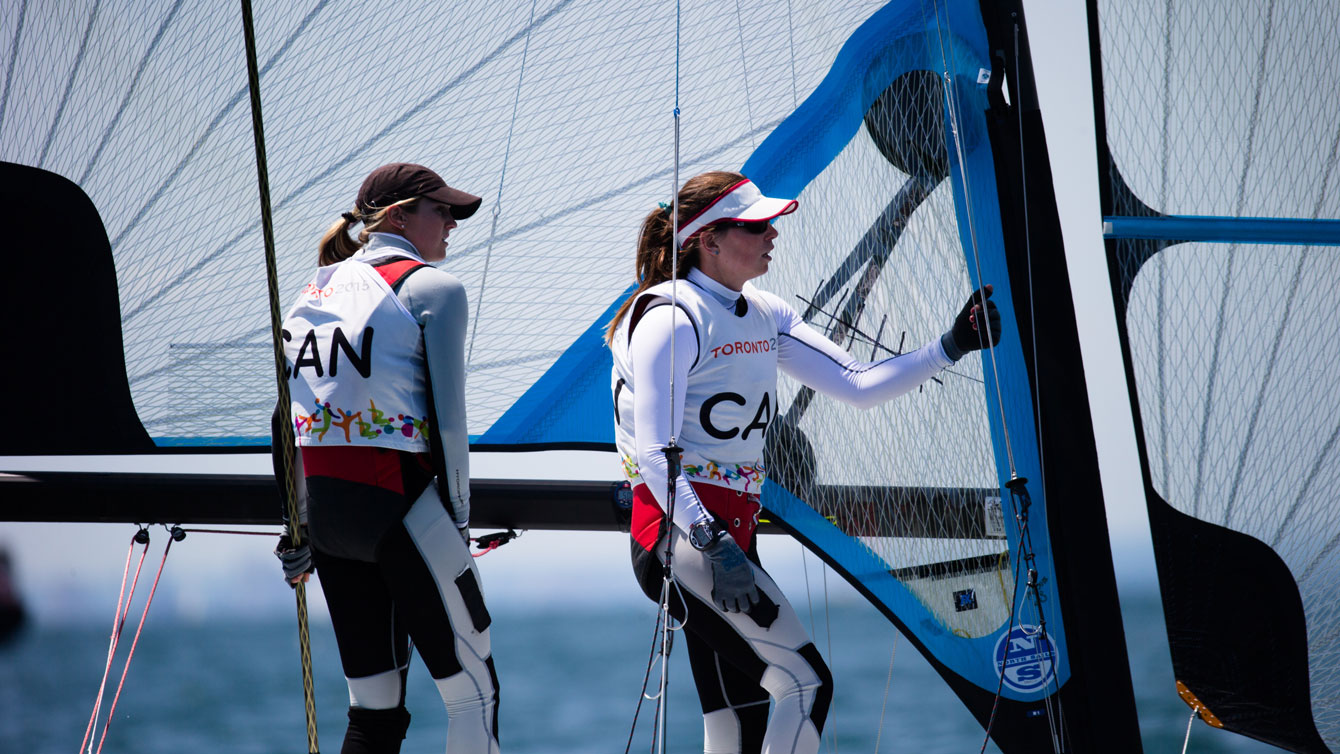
[688,519,725,551]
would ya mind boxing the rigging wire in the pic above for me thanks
[179,527,278,536]
[977,514,1030,754]
[468,0,539,367]
[624,600,669,754]
[641,3,686,753]
[921,2,1064,751]
[1011,18,1066,748]
[930,8,1015,478]
[238,1,318,751]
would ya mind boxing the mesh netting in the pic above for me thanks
[760,72,1012,638]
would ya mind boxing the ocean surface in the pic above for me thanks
[0,570,1282,754]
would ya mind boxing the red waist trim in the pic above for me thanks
[631,482,762,553]
[300,445,431,495]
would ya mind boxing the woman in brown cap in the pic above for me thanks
[274,163,500,753]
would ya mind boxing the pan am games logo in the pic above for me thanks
[993,625,1056,694]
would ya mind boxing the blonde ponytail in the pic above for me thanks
[315,198,421,266]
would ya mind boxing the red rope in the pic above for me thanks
[95,536,173,754]
[80,533,148,754]
[470,539,503,558]
[79,531,174,754]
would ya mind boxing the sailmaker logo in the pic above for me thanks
[992,625,1056,694]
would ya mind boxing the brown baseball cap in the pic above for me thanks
[355,163,482,219]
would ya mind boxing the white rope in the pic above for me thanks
[872,635,897,754]
[1180,708,1198,754]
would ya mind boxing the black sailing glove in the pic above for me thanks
[703,533,759,613]
[275,528,314,585]
[941,284,1002,361]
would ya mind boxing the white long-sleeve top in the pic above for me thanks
[612,267,953,535]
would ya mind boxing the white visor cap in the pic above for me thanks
[675,179,798,247]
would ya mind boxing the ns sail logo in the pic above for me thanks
[992,625,1057,694]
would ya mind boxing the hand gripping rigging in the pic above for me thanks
[942,284,1003,360]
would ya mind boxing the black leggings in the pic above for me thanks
[307,474,499,754]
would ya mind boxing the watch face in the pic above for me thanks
[690,523,713,549]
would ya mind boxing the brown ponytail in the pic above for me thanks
[316,198,422,266]
[604,171,745,343]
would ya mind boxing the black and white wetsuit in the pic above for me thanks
[610,267,951,754]
[279,233,499,754]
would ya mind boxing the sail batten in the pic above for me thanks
[1103,215,1340,244]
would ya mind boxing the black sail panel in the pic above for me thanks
[1089,0,1340,750]
[0,162,153,454]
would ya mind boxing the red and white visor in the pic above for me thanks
[675,178,798,246]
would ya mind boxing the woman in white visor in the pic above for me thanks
[607,170,1000,754]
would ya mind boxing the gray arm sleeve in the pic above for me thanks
[397,268,472,527]
[270,397,308,526]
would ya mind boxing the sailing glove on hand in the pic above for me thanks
[275,528,314,585]
[941,284,1002,361]
[703,533,759,613]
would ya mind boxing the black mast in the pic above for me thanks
[973,1,1144,749]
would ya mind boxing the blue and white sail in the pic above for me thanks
[1,1,1145,750]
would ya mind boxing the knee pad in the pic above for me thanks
[797,643,833,732]
[344,705,411,754]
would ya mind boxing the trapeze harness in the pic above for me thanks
[610,266,952,754]
[281,234,499,754]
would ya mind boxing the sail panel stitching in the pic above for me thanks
[0,0,28,139]
[37,0,102,169]
[1192,0,1274,517]
[110,0,333,255]
[78,0,188,184]
[469,0,540,368]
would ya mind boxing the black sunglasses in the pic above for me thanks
[713,220,771,235]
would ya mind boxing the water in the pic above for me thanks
[0,582,1279,754]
